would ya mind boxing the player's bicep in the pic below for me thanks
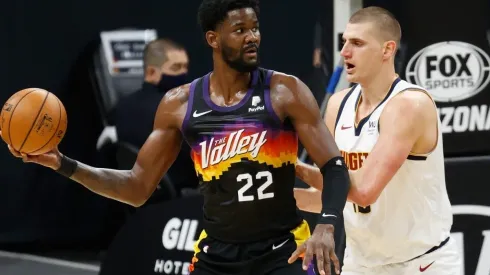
[376,93,426,163]
[358,93,426,203]
[132,128,182,189]
[131,92,184,196]
[283,77,340,166]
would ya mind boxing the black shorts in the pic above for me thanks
[189,220,312,275]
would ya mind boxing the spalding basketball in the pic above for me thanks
[1,88,67,155]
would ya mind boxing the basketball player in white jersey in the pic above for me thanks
[289,6,462,275]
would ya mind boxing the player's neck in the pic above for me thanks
[359,67,398,108]
[210,62,252,103]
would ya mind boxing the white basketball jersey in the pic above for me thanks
[335,78,453,267]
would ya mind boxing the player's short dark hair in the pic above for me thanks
[197,0,260,33]
[143,38,185,69]
[349,6,401,46]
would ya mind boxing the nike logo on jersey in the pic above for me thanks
[322,213,337,218]
[341,125,352,130]
[272,239,289,250]
[419,261,435,272]
[193,110,212,117]
[199,129,267,169]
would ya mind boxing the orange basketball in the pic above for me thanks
[0,88,67,155]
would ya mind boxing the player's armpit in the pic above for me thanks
[350,90,430,207]
[69,86,187,207]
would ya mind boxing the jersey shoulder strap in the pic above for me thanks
[334,84,358,130]
[182,75,206,130]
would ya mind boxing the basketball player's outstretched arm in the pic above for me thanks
[2,86,188,207]
[271,74,348,275]
[295,90,435,211]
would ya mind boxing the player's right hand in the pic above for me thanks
[0,130,62,170]
[288,224,340,275]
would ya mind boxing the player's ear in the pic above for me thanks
[205,31,219,49]
[383,40,396,60]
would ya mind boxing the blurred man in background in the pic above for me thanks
[114,38,189,148]
[112,38,198,197]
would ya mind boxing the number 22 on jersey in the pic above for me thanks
[237,171,274,202]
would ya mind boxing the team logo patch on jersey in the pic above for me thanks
[249,96,265,112]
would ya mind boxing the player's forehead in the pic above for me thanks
[343,22,377,41]
[223,8,258,28]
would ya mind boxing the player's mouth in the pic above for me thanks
[345,62,355,73]
[244,46,258,57]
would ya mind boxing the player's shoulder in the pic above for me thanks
[268,71,301,89]
[384,87,436,120]
[154,83,193,125]
[329,87,352,107]
[158,83,192,109]
[267,71,314,102]
[152,83,194,129]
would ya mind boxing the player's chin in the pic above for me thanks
[345,73,357,82]
[243,57,259,65]
[242,60,260,71]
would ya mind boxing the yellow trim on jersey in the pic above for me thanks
[193,220,311,255]
[408,152,430,157]
[354,94,362,128]
[292,219,311,248]
[193,230,208,255]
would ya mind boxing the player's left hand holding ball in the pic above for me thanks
[1,132,62,170]
[288,224,340,275]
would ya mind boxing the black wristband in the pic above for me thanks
[317,156,350,225]
[56,155,78,178]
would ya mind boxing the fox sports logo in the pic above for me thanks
[405,41,490,102]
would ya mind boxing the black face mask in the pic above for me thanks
[157,73,188,92]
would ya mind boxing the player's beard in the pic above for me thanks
[221,43,260,73]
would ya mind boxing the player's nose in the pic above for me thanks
[340,44,351,58]
[245,30,259,44]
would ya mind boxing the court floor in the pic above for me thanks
[0,250,100,275]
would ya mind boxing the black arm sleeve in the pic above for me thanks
[317,156,350,226]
